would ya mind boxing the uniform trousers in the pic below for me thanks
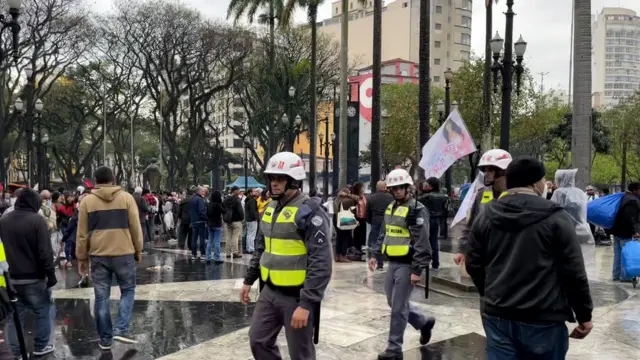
[249,284,315,360]
[385,261,429,353]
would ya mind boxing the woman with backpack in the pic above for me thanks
[334,187,358,263]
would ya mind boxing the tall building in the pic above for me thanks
[318,0,472,85]
[592,7,640,107]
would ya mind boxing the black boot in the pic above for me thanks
[420,317,436,345]
[377,350,403,360]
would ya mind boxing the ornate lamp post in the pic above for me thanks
[319,114,334,200]
[491,1,528,152]
[281,113,302,152]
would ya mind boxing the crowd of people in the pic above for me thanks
[0,146,635,360]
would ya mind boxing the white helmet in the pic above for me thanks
[264,152,306,181]
[478,149,512,171]
[385,169,413,187]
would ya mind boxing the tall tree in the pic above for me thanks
[370,0,382,185]
[283,0,325,192]
[338,0,349,188]
[227,0,285,66]
[571,0,592,188]
[482,0,495,152]
[112,0,251,189]
[418,0,431,178]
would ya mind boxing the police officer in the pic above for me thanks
[455,149,512,265]
[370,168,435,360]
[240,152,332,360]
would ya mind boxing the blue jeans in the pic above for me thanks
[207,226,223,261]
[65,240,76,261]
[191,222,207,257]
[368,223,383,268]
[613,237,632,280]
[7,281,53,355]
[91,255,137,345]
[482,315,568,360]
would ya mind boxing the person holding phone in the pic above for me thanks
[466,157,594,359]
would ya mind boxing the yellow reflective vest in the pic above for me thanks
[260,195,307,287]
[381,199,416,257]
[0,240,7,288]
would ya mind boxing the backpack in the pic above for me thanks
[223,198,234,224]
[336,203,358,230]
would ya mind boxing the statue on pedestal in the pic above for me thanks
[143,158,163,191]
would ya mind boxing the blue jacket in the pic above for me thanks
[188,194,207,223]
[62,211,79,244]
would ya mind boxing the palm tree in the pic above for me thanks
[481,1,495,152]
[338,0,349,188]
[571,0,591,188]
[418,0,431,163]
[283,0,325,192]
[227,0,285,65]
[370,0,382,185]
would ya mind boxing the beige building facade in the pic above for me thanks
[318,0,472,85]
[592,7,640,108]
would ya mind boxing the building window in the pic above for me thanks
[460,50,470,60]
[233,98,243,107]
[434,76,441,83]
[447,33,451,40]
[435,41,441,48]
[233,139,243,148]
[350,2,353,9]
[370,1,372,6]
[402,2,408,7]
[434,58,441,65]
[448,16,451,23]
[462,0,472,10]
[435,23,442,30]
[435,5,442,13]
[461,16,471,27]
[461,33,471,45]
[335,7,338,14]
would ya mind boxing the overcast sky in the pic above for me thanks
[90,0,640,91]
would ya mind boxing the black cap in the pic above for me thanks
[506,156,546,189]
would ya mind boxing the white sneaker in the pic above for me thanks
[33,344,55,356]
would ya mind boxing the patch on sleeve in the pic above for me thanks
[311,215,323,227]
[416,217,425,226]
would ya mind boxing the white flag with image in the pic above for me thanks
[418,110,477,178]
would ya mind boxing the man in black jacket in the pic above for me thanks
[223,186,244,258]
[610,182,640,281]
[417,177,448,269]
[0,189,56,357]
[177,189,193,250]
[133,187,150,248]
[366,181,394,270]
[466,157,593,360]
[244,188,259,253]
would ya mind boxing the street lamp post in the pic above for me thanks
[284,86,296,152]
[491,0,527,151]
[34,98,44,188]
[0,0,22,188]
[319,115,334,200]
[443,68,453,198]
[41,132,48,189]
[281,113,302,152]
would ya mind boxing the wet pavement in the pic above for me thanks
[9,236,640,359]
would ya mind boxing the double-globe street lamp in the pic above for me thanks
[490,0,528,151]
[15,97,43,187]
[0,0,22,187]
[319,114,335,199]
[282,113,302,152]
[282,86,302,152]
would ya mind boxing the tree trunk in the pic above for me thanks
[418,0,431,177]
[269,0,275,67]
[338,0,349,189]
[308,6,318,193]
[621,138,628,191]
[371,0,382,186]
[571,0,592,189]
[481,1,493,152]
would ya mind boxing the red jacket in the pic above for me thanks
[57,204,75,218]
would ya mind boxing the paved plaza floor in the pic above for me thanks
[13,236,640,359]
